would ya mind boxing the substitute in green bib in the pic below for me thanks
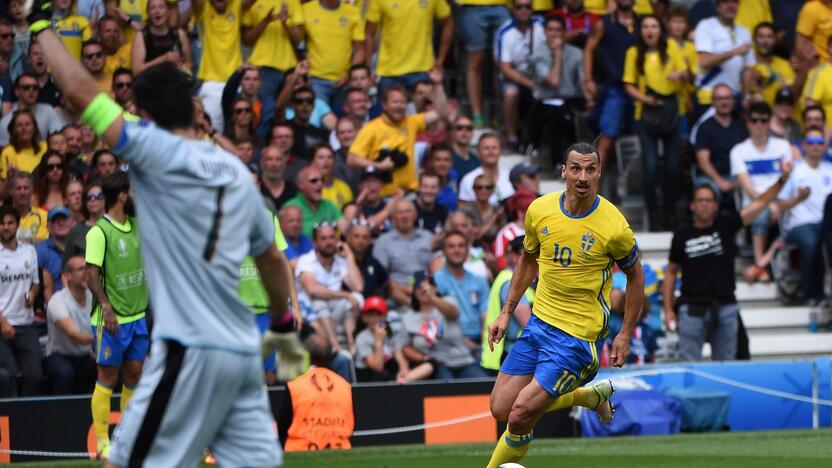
[239,212,305,383]
[85,172,149,460]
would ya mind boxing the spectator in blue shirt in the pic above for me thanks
[433,231,491,356]
[36,206,72,301]
[279,205,312,267]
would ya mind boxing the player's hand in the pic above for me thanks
[102,303,119,335]
[609,332,630,367]
[26,0,54,34]
[487,312,511,352]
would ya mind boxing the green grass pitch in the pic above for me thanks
[7,429,831,467]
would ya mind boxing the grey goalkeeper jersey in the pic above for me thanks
[113,119,274,354]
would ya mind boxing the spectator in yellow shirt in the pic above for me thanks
[750,22,804,109]
[312,143,353,209]
[1,110,47,182]
[96,16,132,83]
[8,172,48,243]
[804,37,832,129]
[348,71,446,197]
[80,40,110,93]
[365,0,453,100]
[302,0,365,109]
[796,0,832,65]
[242,0,303,137]
[51,0,92,60]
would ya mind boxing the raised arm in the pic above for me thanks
[740,162,792,225]
[30,16,124,148]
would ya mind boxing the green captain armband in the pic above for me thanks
[81,94,124,136]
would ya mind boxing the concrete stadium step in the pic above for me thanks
[741,306,811,332]
[702,331,832,360]
[736,282,779,303]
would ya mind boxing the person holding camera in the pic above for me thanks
[348,71,447,198]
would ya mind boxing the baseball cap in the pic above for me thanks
[362,296,388,315]
[775,88,795,105]
[47,206,70,222]
[509,162,540,185]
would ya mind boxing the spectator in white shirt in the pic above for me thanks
[458,133,514,205]
[776,128,832,303]
[730,101,798,282]
[296,222,364,355]
[44,254,96,395]
[0,205,42,396]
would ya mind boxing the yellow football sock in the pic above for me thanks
[487,429,533,468]
[545,386,597,413]
[91,383,114,441]
[120,384,135,413]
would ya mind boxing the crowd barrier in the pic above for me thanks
[0,358,828,462]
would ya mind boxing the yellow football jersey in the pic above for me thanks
[523,191,638,342]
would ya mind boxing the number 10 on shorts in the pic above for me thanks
[553,370,577,394]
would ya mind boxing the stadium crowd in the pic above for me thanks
[0,0,831,398]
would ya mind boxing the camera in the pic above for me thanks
[376,148,409,169]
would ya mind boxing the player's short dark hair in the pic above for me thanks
[563,141,600,164]
[132,62,195,130]
[101,171,130,211]
[0,205,20,225]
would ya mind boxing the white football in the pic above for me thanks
[498,464,526,468]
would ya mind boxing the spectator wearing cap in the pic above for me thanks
[345,221,389,298]
[494,0,546,150]
[509,162,541,195]
[353,296,398,382]
[449,116,480,181]
[730,101,798,283]
[348,79,447,198]
[373,199,434,308]
[284,166,347,238]
[425,143,459,212]
[44,254,96,395]
[279,205,312,267]
[432,231,490,374]
[770,88,802,143]
[343,167,396,235]
[296,223,364,355]
[414,172,448,236]
[494,188,535,270]
[36,206,72,301]
[750,23,803,110]
[260,145,298,212]
[458,133,515,206]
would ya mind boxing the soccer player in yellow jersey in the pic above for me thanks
[486,142,644,468]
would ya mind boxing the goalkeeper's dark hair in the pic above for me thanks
[132,62,195,130]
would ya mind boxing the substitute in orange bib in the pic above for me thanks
[279,329,355,451]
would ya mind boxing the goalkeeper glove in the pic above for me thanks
[26,0,54,35]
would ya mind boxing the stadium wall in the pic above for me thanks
[0,359,828,462]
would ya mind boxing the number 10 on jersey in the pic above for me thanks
[553,243,572,267]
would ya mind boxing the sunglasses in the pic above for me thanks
[17,84,37,91]
[47,163,62,171]
[805,136,826,145]
[83,51,103,59]
[0,33,13,39]
[234,107,252,114]
[455,125,473,131]
[515,3,532,9]
[114,81,132,89]
[308,177,323,184]
[748,117,769,124]
[86,191,104,201]
[293,98,314,105]
[474,184,495,190]
[312,220,337,231]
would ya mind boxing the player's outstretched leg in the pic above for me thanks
[544,379,616,423]
[487,379,554,468]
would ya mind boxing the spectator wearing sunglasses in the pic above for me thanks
[283,87,331,161]
[1,41,64,112]
[32,150,69,211]
[111,68,133,109]
[80,40,110,93]
[63,183,105,263]
[449,115,480,181]
[776,128,832,304]
[0,74,67,149]
[284,165,347,238]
